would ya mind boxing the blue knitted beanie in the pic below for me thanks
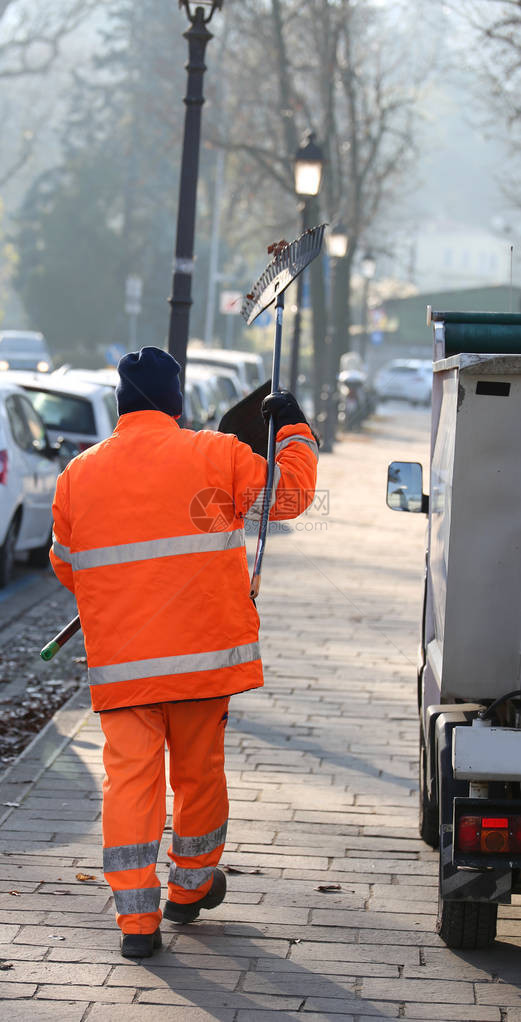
[116,347,183,418]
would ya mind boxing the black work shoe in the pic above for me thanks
[163,867,227,924]
[120,927,162,959]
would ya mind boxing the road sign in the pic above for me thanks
[125,275,142,316]
[219,290,242,315]
[105,344,126,367]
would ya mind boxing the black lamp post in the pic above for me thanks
[321,223,348,453]
[360,251,376,364]
[167,0,223,399]
[289,132,324,395]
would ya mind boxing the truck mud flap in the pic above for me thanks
[440,824,511,903]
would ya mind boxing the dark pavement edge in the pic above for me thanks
[0,684,91,822]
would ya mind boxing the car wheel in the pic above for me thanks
[0,516,19,588]
[28,527,53,568]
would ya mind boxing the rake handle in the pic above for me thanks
[40,614,81,661]
[250,291,284,599]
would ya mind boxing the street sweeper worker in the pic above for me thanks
[49,346,318,959]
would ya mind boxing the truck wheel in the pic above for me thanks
[419,725,438,847]
[436,898,497,949]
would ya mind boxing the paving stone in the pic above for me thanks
[88,1008,235,1021]
[0,960,111,984]
[0,981,37,997]
[36,984,136,1002]
[107,965,241,989]
[0,1001,85,1017]
[361,978,474,1003]
[404,1006,501,1020]
[302,999,399,1016]
[0,941,46,960]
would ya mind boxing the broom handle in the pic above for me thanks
[40,613,81,661]
[250,291,284,599]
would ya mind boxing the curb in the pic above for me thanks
[0,683,93,825]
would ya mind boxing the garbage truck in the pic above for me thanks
[387,310,521,949]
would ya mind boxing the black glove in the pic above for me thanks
[261,389,309,430]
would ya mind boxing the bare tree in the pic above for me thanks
[214,0,426,395]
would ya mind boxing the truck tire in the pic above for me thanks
[436,898,497,949]
[419,724,438,848]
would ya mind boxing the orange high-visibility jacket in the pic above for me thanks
[50,411,318,712]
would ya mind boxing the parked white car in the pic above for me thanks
[187,347,266,395]
[0,379,65,586]
[374,359,432,406]
[0,331,53,372]
[6,371,118,452]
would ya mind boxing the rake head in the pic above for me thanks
[241,223,326,326]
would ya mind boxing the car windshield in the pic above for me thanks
[23,389,96,434]
[0,337,46,353]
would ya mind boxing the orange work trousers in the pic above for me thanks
[100,697,229,935]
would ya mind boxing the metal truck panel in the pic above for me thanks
[429,353,521,701]
[453,725,521,781]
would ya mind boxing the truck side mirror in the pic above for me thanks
[387,461,428,514]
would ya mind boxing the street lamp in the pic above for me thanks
[167,0,223,404]
[327,223,349,261]
[294,131,324,198]
[320,223,349,453]
[360,251,376,363]
[289,132,324,395]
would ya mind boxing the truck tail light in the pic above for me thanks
[0,449,7,484]
[481,818,509,853]
[457,813,521,855]
[457,816,481,852]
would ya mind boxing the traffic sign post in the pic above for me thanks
[125,275,142,348]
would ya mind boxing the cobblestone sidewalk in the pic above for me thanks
[1,408,521,1021]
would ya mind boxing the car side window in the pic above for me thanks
[18,395,47,452]
[6,395,32,450]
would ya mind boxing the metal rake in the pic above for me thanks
[245,224,326,598]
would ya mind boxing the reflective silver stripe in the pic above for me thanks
[114,886,161,915]
[89,640,261,687]
[52,538,72,563]
[247,464,282,519]
[71,528,244,571]
[172,821,227,858]
[103,840,159,873]
[169,864,213,890]
[276,434,319,460]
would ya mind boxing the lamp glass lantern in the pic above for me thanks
[294,132,324,197]
[326,224,348,260]
[361,252,376,279]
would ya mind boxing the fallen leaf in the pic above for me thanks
[76,873,96,882]
[8,890,21,896]
[316,884,342,893]
[0,962,13,970]
[2,802,19,807]
[223,865,263,875]
[52,890,71,895]
[49,935,65,941]
[289,938,301,945]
